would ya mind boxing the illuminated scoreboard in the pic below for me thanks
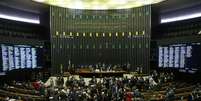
[168,47,174,67]
[0,44,43,72]
[2,46,8,71]
[158,47,163,67]
[158,43,201,73]
[14,47,20,69]
[174,47,180,68]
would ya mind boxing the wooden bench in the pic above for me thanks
[9,84,35,90]
[142,85,194,101]
[0,89,46,101]
[0,96,23,101]
[4,86,39,95]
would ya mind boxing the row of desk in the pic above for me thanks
[77,71,127,77]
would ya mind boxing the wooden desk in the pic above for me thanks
[78,71,126,77]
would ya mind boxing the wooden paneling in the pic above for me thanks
[50,6,151,74]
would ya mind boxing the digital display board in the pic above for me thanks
[0,44,43,72]
[158,43,201,73]
[14,47,20,69]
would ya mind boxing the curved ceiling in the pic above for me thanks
[153,0,201,13]
[0,0,48,14]
[0,0,201,15]
[32,0,165,10]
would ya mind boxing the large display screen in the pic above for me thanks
[0,44,43,72]
[158,43,201,73]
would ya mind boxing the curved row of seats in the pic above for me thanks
[0,84,46,101]
[2,86,40,96]
[0,96,23,101]
[142,82,194,101]
[0,81,196,101]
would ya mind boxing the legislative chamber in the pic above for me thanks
[0,0,201,101]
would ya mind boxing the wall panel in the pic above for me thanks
[50,6,151,74]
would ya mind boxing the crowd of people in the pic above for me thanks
[2,70,201,101]
[43,71,174,101]
[190,83,201,101]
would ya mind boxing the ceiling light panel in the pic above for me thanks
[33,0,165,10]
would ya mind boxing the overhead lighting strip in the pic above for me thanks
[0,13,40,24]
[161,12,201,23]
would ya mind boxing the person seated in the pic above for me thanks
[126,62,131,71]
[133,88,142,98]
[39,84,46,96]
[144,78,150,90]
[89,76,97,85]
[32,80,43,91]
[56,76,64,88]
[113,65,117,71]
[188,93,194,101]
[138,77,145,91]
[140,67,143,74]
[136,67,140,74]
[49,78,54,88]
[107,64,111,71]
[165,87,175,101]
[102,63,106,71]
[78,77,85,87]
[123,76,129,84]
[125,89,132,101]
[192,86,201,100]
[57,89,67,101]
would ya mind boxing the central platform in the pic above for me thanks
[77,71,127,77]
